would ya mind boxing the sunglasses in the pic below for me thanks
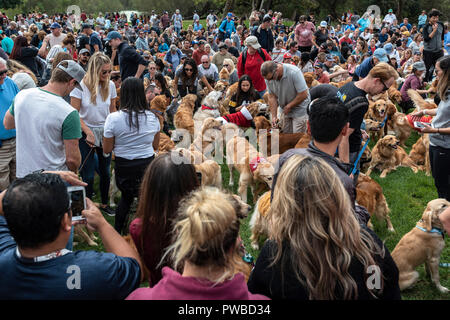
[0,69,7,76]
[202,61,209,64]
[223,64,229,67]
[185,68,193,72]
[102,70,112,75]
[380,79,389,92]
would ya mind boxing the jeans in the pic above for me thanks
[114,155,154,234]
[429,145,450,201]
[175,26,181,35]
[79,135,112,205]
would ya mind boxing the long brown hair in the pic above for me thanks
[9,36,28,60]
[136,152,200,286]
[269,155,384,299]
[436,55,450,101]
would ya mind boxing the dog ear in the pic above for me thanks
[423,210,433,231]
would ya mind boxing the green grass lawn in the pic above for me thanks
[75,128,450,300]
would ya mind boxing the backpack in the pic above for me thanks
[240,48,267,71]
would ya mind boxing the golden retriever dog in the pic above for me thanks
[150,95,170,129]
[303,72,320,88]
[195,160,222,188]
[366,99,387,122]
[226,136,277,203]
[356,174,394,232]
[409,134,431,175]
[366,135,419,178]
[123,234,150,283]
[365,118,383,141]
[74,224,98,247]
[428,79,439,100]
[407,89,438,112]
[294,133,312,148]
[388,86,402,105]
[193,90,223,136]
[258,130,308,156]
[174,147,206,165]
[214,67,230,92]
[249,190,271,250]
[391,199,450,293]
[190,117,223,158]
[158,132,175,154]
[388,112,412,147]
[174,94,197,138]
[254,115,272,135]
[330,77,352,88]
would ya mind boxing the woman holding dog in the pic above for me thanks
[412,55,450,201]
[247,155,401,300]
[103,77,160,234]
[127,186,269,300]
[70,52,117,217]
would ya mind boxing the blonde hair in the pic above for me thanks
[84,52,111,105]
[160,187,242,284]
[269,155,384,300]
[223,58,235,72]
[368,62,398,82]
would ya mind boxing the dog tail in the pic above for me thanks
[407,89,427,110]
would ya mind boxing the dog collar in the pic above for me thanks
[201,105,214,110]
[152,109,163,116]
[415,225,445,238]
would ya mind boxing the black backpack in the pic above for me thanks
[240,47,267,71]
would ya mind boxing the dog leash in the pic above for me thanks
[350,137,370,176]
[379,115,388,129]
[79,147,95,173]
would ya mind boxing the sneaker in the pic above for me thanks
[100,205,116,217]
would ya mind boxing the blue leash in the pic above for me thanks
[379,115,388,129]
[350,138,370,176]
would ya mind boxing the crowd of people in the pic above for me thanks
[0,7,449,300]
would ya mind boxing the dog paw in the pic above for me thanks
[388,227,395,233]
[437,286,449,294]
[88,241,98,247]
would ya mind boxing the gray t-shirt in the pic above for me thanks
[430,90,450,149]
[266,63,311,117]
[424,23,444,52]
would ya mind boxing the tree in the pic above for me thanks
[1,0,23,9]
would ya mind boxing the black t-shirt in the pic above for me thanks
[76,34,90,52]
[310,84,339,100]
[314,30,328,46]
[336,82,369,153]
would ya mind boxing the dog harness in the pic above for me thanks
[249,156,268,173]
[415,225,445,239]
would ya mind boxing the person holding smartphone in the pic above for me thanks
[411,55,450,200]
[0,172,143,299]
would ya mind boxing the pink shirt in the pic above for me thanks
[295,22,316,47]
[126,267,270,300]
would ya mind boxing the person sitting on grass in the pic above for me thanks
[0,172,142,299]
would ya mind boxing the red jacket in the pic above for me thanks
[237,48,272,92]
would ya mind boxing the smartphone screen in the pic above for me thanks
[69,188,86,221]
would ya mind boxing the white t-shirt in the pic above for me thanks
[103,110,160,160]
[70,80,117,128]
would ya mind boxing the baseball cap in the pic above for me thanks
[412,61,426,71]
[81,23,91,30]
[219,43,228,50]
[105,31,122,41]
[50,22,61,29]
[373,48,389,63]
[320,21,327,27]
[388,9,393,13]
[56,60,85,89]
[413,50,421,55]
[383,43,393,54]
[326,54,335,61]
[79,48,91,55]
[283,52,292,59]
[227,12,233,17]
[263,16,271,23]
[314,62,324,69]
[244,36,261,49]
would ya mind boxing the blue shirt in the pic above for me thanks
[399,23,412,31]
[1,37,13,54]
[0,77,19,140]
[444,32,450,53]
[193,23,203,32]
[89,32,103,54]
[418,15,427,26]
[0,215,141,299]
[354,56,374,79]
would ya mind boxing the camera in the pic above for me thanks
[67,186,86,221]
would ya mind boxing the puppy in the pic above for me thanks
[356,174,394,232]
[174,94,197,138]
[389,112,412,147]
[226,136,277,204]
[409,134,431,175]
[366,135,419,178]
[391,199,450,293]
[249,190,271,250]
[303,72,320,88]
[214,67,230,92]
[150,95,171,129]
